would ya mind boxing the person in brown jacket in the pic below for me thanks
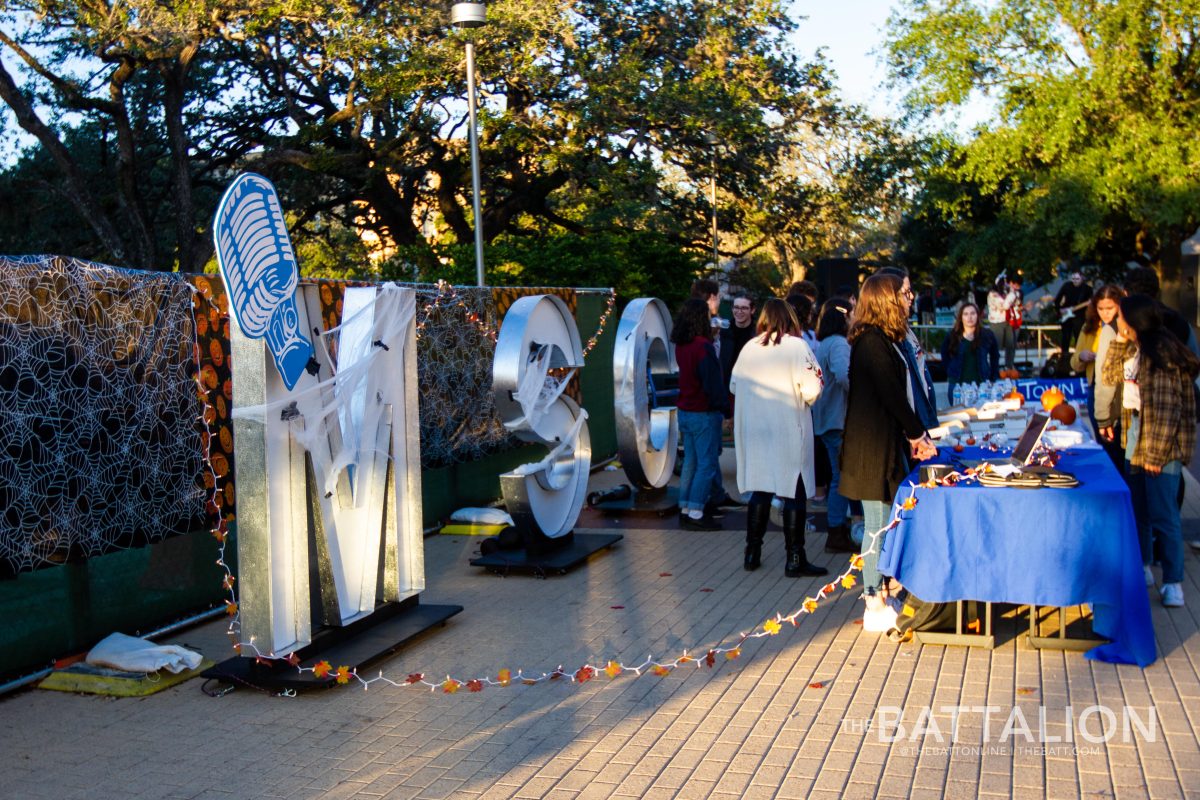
[1099,295,1199,607]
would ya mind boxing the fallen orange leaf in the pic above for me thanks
[604,661,622,678]
[335,666,352,685]
[313,661,332,679]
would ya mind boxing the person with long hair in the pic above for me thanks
[1073,284,1126,470]
[730,299,828,576]
[789,292,827,499]
[840,274,938,629]
[941,301,999,402]
[876,267,939,429]
[812,298,857,553]
[1101,295,1199,607]
[786,293,817,349]
[671,298,729,530]
[986,273,1021,369]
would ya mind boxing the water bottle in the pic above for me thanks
[952,384,963,407]
[980,381,992,403]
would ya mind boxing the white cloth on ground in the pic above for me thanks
[86,632,203,674]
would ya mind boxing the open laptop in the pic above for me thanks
[979,412,1052,468]
[960,411,1052,471]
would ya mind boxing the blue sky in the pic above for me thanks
[792,0,899,117]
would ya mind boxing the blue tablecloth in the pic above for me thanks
[877,446,1156,666]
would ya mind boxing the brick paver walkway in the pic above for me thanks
[1,453,1198,800]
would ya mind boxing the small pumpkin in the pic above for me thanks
[1050,403,1077,425]
[1005,389,1026,407]
[1041,386,1066,412]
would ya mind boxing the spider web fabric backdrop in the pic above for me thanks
[0,259,584,578]
[0,256,207,578]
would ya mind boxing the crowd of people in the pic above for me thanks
[670,264,1198,623]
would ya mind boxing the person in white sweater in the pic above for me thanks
[730,299,827,577]
[986,273,1021,369]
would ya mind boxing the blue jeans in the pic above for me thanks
[1125,416,1185,583]
[708,412,727,501]
[860,499,891,595]
[678,410,721,512]
[819,430,849,526]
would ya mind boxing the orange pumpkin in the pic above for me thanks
[1041,386,1066,412]
[1050,403,1077,425]
[1005,389,1026,407]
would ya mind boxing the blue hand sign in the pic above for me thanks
[213,173,314,390]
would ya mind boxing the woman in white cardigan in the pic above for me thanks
[730,299,827,577]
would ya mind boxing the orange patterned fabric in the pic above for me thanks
[492,286,577,321]
[186,275,237,531]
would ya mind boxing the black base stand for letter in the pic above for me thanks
[470,529,622,577]
[201,596,462,693]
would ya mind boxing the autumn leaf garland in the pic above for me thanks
[210,475,983,695]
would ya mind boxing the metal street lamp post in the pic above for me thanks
[704,130,719,268]
[451,2,487,287]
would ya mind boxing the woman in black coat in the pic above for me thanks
[840,273,937,625]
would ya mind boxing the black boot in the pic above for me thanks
[783,508,829,578]
[744,499,770,571]
[824,522,857,553]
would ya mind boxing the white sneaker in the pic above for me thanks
[1144,565,1155,588]
[863,605,899,632]
[1161,583,1184,608]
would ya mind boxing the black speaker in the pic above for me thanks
[812,258,861,301]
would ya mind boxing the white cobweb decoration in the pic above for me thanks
[0,255,207,576]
